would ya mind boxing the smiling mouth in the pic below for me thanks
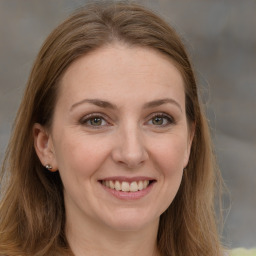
[100,180,155,192]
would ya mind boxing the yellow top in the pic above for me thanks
[230,248,256,256]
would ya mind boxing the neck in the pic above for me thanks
[66,214,160,256]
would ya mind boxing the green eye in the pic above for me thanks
[148,114,174,126]
[80,115,108,127]
[89,117,103,126]
[152,116,164,125]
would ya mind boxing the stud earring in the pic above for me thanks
[45,164,53,171]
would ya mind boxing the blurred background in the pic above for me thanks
[0,0,255,249]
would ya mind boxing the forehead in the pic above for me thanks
[58,44,185,107]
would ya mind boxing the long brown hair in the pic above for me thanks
[0,1,223,255]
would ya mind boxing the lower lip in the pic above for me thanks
[100,182,155,200]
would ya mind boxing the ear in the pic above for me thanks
[33,123,58,171]
[183,121,195,169]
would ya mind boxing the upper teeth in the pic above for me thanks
[102,180,150,192]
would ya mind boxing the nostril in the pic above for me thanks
[111,135,149,168]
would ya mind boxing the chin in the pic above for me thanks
[101,209,159,232]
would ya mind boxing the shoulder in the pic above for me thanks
[229,248,256,256]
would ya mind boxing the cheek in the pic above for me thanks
[150,135,187,212]
[150,133,188,174]
[53,133,111,179]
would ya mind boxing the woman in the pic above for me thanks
[0,1,229,255]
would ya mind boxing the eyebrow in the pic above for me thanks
[70,98,182,112]
[70,99,117,111]
[143,98,182,112]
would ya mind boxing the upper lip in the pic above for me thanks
[99,176,156,182]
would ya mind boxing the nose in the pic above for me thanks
[111,125,149,169]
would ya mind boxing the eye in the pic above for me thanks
[147,113,174,127]
[80,114,109,128]
[88,117,106,126]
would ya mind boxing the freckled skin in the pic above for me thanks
[42,44,193,253]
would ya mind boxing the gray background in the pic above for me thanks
[0,0,255,249]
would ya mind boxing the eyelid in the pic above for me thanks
[79,112,111,127]
[79,112,175,128]
[146,112,175,126]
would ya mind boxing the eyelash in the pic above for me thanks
[79,112,175,129]
[79,113,110,128]
[147,113,175,127]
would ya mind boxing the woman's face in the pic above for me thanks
[38,44,193,232]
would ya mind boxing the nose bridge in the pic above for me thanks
[112,121,148,168]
